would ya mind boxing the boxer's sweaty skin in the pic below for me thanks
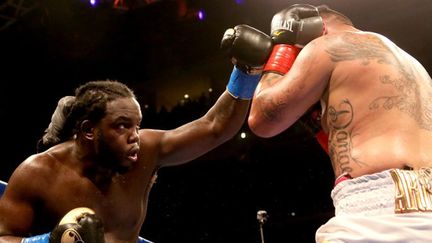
[249,15,432,179]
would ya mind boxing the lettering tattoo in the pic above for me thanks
[327,99,367,173]
[369,63,432,131]
[326,33,432,130]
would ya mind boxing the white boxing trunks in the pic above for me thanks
[315,168,432,243]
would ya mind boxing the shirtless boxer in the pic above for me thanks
[0,24,273,243]
[247,4,432,242]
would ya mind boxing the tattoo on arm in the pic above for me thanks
[257,74,305,123]
[257,75,288,123]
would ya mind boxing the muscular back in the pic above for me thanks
[321,31,432,177]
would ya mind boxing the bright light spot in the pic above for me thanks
[198,9,205,20]
[90,0,96,6]
[144,104,149,109]
[240,132,246,139]
[184,94,189,99]
[291,212,296,216]
[208,88,213,93]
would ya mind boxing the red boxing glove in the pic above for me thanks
[263,44,300,75]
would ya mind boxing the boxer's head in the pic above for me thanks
[317,5,353,27]
[70,80,141,173]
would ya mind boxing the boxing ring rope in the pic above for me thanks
[0,180,153,243]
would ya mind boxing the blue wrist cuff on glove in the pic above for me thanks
[22,233,50,243]
[227,66,261,100]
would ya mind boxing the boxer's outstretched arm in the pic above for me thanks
[153,24,271,167]
[154,91,250,167]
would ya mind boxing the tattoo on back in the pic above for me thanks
[328,99,367,174]
[326,33,392,65]
[369,69,432,131]
[326,33,432,131]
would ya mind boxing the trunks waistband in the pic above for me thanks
[332,168,432,214]
[334,172,353,187]
[391,168,432,213]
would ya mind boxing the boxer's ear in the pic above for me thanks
[81,120,95,140]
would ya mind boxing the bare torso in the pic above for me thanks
[320,31,432,178]
[28,138,158,243]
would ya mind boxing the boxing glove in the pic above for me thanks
[50,207,105,243]
[220,24,272,99]
[270,4,325,47]
[22,207,105,243]
[264,4,325,75]
[221,24,272,74]
[37,96,76,152]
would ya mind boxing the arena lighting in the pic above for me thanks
[240,132,246,139]
[90,0,97,6]
[113,0,160,11]
[197,9,204,20]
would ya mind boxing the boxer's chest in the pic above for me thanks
[47,174,148,233]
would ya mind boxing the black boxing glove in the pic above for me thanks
[263,4,325,75]
[221,24,272,74]
[220,24,272,99]
[21,207,105,243]
[270,4,325,47]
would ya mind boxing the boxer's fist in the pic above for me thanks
[271,4,325,47]
[263,4,323,75]
[49,207,105,243]
[221,24,272,74]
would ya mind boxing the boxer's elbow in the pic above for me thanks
[248,113,275,138]
[248,98,274,137]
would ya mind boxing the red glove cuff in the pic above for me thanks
[263,44,300,75]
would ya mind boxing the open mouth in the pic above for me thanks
[127,153,138,162]
[127,147,139,162]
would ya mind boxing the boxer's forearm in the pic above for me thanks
[203,90,250,141]
[0,235,24,243]
[249,73,287,137]
[156,90,250,167]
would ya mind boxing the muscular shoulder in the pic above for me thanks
[6,152,58,201]
[318,31,395,64]
[138,129,164,147]
[11,153,58,184]
[138,128,165,158]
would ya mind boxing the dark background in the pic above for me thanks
[1,0,431,242]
